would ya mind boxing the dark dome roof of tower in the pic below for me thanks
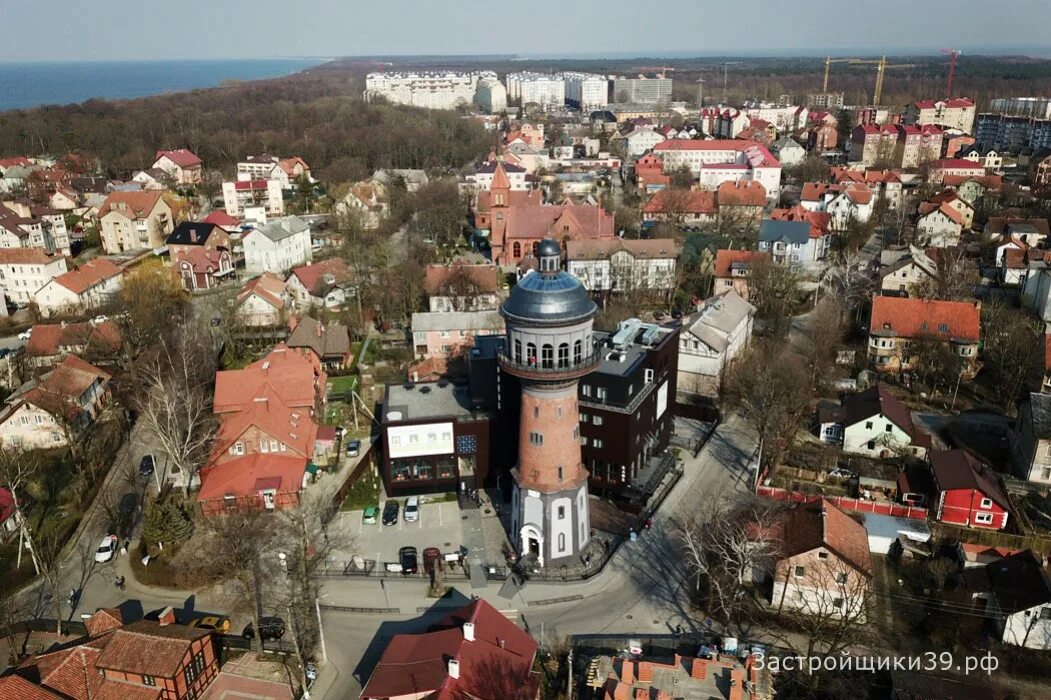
[501,270,597,325]
[537,238,560,258]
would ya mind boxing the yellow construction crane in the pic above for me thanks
[822,55,916,105]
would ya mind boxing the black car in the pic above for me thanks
[382,500,400,526]
[138,455,155,479]
[242,616,286,640]
[399,546,418,575]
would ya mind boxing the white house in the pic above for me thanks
[962,550,1051,651]
[917,204,965,248]
[623,128,666,157]
[757,219,826,266]
[34,258,123,318]
[839,384,929,459]
[564,238,676,297]
[825,187,874,231]
[236,273,292,327]
[0,248,68,307]
[465,161,528,191]
[677,289,755,398]
[221,179,285,219]
[242,216,313,276]
[237,155,313,190]
[151,149,202,185]
[772,136,805,166]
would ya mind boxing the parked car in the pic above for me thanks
[382,500,399,526]
[17,330,31,340]
[138,455,155,477]
[399,546,418,575]
[242,616,286,641]
[362,505,378,525]
[94,535,119,563]
[188,616,231,634]
[345,439,361,458]
[118,492,138,519]
[403,496,419,523]
[423,547,442,574]
[90,315,108,325]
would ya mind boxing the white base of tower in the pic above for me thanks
[510,472,590,567]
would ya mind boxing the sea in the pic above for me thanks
[0,58,326,112]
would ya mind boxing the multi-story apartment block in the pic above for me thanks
[905,98,976,133]
[849,124,943,168]
[236,154,312,189]
[975,113,1051,152]
[565,238,677,298]
[806,92,845,110]
[0,248,68,306]
[474,77,507,113]
[652,140,781,197]
[506,72,566,110]
[610,76,672,105]
[364,71,495,110]
[563,72,609,111]
[97,190,174,254]
[0,202,71,255]
[221,178,284,220]
[742,100,808,130]
[989,97,1051,120]
[242,215,312,275]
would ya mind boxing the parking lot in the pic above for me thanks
[328,499,465,569]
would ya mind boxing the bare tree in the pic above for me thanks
[982,298,1042,409]
[135,325,218,496]
[0,448,43,574]
[798,298,846,389]
[747,258,803,338]
[821,251,874,323]
[676,496,782,635]
[112,265,189,380]
[914,246,978,301]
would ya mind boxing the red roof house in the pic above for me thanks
[930,449,1010,530]
[360,598,540,700]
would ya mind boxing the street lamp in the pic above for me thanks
[314,595,328,663]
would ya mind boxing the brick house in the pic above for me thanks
[713,249,769,300]
[867,295,981,377]
[23,320,121,368]
[642,189,717,226]
[769,499,872,620]
[930,449,1010,530]
[13,608,218,700]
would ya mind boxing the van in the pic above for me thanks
[404,496,420,523]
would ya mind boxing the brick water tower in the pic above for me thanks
[499,238,598,566]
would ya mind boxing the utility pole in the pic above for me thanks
[314,597,328,663]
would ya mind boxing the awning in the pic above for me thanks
[305,463,320,475]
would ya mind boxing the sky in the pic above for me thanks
[3,0,1050,62]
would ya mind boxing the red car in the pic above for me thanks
[423,547,443,574]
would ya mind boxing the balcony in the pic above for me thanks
[497,351,601,381]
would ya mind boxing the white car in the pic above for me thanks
[90,315,108,325]
[94,535,119,563]
[403,496,420,523]
[17,330,31,340]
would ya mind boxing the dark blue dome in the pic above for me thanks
[501,270,597,325]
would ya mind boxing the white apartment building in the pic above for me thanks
[475,77,507,113]
[742,100,808,130]
[623,128,666,157]
[564,238,676,296]
[35,258,123,318]
[990,97,1051,119]
[236,155,312,190]
[507,72,565,110]
[563,72,609,111]
[364,71,494,110]
[222,178,285,219]
[611,76,673,105]
[677,289,755,398]
[653,140,782,198]
[0,248,68,306]
[242,216,313,276]
[905,99,977,134]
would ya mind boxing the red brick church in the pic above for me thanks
[475,162,615,266]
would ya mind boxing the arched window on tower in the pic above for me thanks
[513,241,521,258]
[513,338,522,363]
[558,343,569,368]
[573,339,582,364]
[526,342,537,366]
[558,533,566,553]
[541,344,554,369]
[532,241,540,256]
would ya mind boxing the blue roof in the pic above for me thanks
[758,219,811,245]
[501,270,596,325]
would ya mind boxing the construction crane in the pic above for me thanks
[940,48,961,97]
[822,55,915,105]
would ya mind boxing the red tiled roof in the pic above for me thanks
[985,217,1050,238]
[801,182,836,202]
[713,249,768,277]
[0,248,61,265]
[424,262,500,296]
[237,272,288,310]
[502,203,615,240]
[214,345,321,414]
[717,180,766,206]
[941,174,1002,190]
[26,355,110,410]
[870,295,980,342]
[930,449,1009,511]
[97,190,165,220]
[642,189,716,216]
[0,156,33,169]
[840,184,873,205]
[94,620,209,678]
[25,321,120,358]
[174,247,228,274]
[53,258,122,295]
[919,203,965,226]
[777,499,872,576]
[198,453,307,503]
[360,599,538,700]
[154,149,202,168]
[930,158,986,171]
[0,675,65,699]
[490,161,511,190]
[771,205,830,239]
[201,209,240,227]
[288,258,352,296]
[233,179,269,190]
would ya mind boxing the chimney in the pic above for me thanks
[448,658,460,679]
[463,622,475,642]
[158,606,176,627]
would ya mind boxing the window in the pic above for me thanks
[1040,607,1051,621]
[593,438,604,448]
[596,387,607,401]
[581,384,591,397]
[832,597,845,610]
[979,497,993,509]
[818,551,828,560]
[529,432,544,446]
[593,415,604,426]
[793,565,805,578]
[526,343,536,365]
[867,440,876,450]
[938,323,949,333]
[513,338,522,363]
[558,533,566,552]
[557,504,565,519]
[573,339,583,364]
[557,466,564,482]
[234,442,245,455]
[533,405,540,418]
[864,421,873,429]
[835,572,847,584]
[975,512,994,525]
[579,412,588,422]
[541,344,554,369]
[142,676,156,687]
[261,441,270,453]
[558,343,569,368]
[885,423,893,432]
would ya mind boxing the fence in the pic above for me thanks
[756,485,928,520]
[315,557,472,582]
[930,522,1051,557]
[328,443,377,511]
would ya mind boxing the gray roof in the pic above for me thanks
[758,219,812,245]
[411,310,504,333]
[773,136,803,150]
[286,316,350,359]
[501,267,597,326]
[384,381,475,421]
[684,289,755,352]
[1029,392,1051,439]
[254,216,310,242]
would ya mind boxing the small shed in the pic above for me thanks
[859,512,931,555]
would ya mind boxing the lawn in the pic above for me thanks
[328,375,358,395]
[339,466,381,511]
[324,400,350,426]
